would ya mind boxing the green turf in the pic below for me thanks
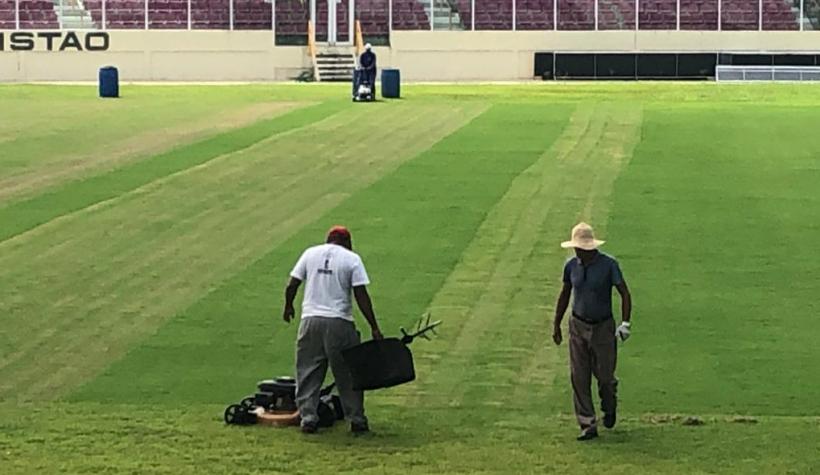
[0,101,347,241]
[2,84,820,474]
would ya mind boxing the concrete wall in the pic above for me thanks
[0,31,311,82]
[2,29,820,82]
[388,31,820,81]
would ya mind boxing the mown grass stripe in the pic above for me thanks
[0,102,482,402]
[69,102,573,405]
[0,100,349,243]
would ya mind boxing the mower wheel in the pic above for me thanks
[240,396,256,409]
[224,404,244,425]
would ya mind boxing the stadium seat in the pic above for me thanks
[558,0,595,29]
[475,0,513,30]
[516,0,554,30]
[680,0,719,29]
[639,0,677,29]
[597,0,636,29]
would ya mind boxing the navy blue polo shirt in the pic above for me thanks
[563,252,624,323]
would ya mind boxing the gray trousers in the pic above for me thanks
[295,316,366,427]
[569,317,618,431]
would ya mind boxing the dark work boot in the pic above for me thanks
[576,428,599,441]
[604,411,617,429]
[351,421,370,435]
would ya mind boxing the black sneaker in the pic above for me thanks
[576,428,598,441]
[604,411,617,429]
[351,421,370,435]
[301,422,318,434]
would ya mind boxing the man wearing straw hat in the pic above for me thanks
[552,223,632,441]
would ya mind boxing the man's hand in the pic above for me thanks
[552,322,563,346]
[615,321,631,342]
[371,326,384,341]
[282,305,295,324]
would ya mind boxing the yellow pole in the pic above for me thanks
[355,20,364,57]
[307,21,319,80]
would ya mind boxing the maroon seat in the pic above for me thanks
[392,0,429,29]
[558,0,594,29]
[597,0,636,29]
[516,0,554,30]
[721,0,759,29]
[680,0,718,29]
[475,0,513,29]
[639,0,676,28]
[762,0,799,29]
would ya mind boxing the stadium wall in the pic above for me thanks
[3,30,820,82]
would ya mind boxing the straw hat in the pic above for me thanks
[560,222,605,250]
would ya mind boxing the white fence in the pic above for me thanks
[715,65,820,81]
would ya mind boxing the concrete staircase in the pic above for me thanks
[315,48,356,82]
[53,0,96,29]
[422,0,465,30]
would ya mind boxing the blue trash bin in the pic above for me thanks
[381,69,400,99]
[99,66,119,98]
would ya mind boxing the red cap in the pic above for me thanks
[327,225,351,242]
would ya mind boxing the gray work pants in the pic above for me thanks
[295,316,366,427]
[569,317,618,431]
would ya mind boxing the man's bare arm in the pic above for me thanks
[552,282,572,345]
[353,286,383,340]
[615,281,632,323]
[282,277,301,323]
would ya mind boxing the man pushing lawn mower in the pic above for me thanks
[282,225,383,435]
[352,43,376,102]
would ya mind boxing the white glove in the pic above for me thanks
[615,321,631,342]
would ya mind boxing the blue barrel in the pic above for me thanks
[99,66,119,98]
[381,69,400,99]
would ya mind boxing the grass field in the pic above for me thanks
[1,83,820,474]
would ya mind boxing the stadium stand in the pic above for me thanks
[84,0,144,29]
[558,0,595,29]
[316,0,350,40]
[721,0,759,30]
[18,0,60,29]
[0,0,813,32]
[392,0,430,29]
[454,0,472,29]
[679,0,718,29]
[275,0,308,35]
[234,0,272,30]
[356,0,390,37]
[762,0,799,30]
[1,0,16,29]
[191,0,230,29]
[515,0,554,29]
[638,0,677,29]
[148,0,187,29]
[474,0,513,29]
[598,0,636,29]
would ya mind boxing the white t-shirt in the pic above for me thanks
[290,243,370,321]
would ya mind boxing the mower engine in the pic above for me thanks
[224,377,343,427]
[352,69,375,102]
[254,376,298,412]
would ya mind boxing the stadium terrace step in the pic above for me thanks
[315,49,356,82]
[53,0,96,29]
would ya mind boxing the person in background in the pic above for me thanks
[359,43,377,88]
[282,226,383,435]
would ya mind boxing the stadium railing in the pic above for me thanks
[2,0,819,34]
[715,64,820,80]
